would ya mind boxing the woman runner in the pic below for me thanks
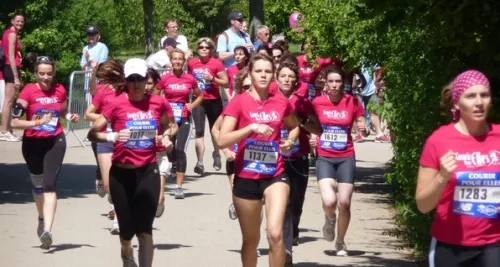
[188,37,228,175]
[417,70,500,267]
[11,56,80,249]
[275,61,322,266]
[310,66,369,256]
[158,48,204,199]
[85,59,125,234]
[87,58,178,267]
[217,53,299,267]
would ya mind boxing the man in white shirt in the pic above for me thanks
[159,19,190,54]
[147,37,178,70]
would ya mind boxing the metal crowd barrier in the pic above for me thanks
[66,70,92,148]
[65,68,198,148]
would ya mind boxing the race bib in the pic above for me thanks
[453,172,500,219]
[124,120,157,150]
[307,83,316,100]
[169,102,184,123]
[243,138,278,175]
[194,72,212,91]
[320,125,348,150]
[280,128,300,156]
[32,108,59,133]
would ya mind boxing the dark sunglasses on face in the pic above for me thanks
[273,55,282,60]
[126,74,146,82]
[37,56,54,64]
[198,45,210,50]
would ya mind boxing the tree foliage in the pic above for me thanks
[301,0,500,257]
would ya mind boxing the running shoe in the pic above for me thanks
[96,180,106,198]
[174,187,185,199]
[110,221,120,235]
[213,152,222,171]
[122,247,138,267]
[354,133,364,143]
[228,203,237,220]
[285,250,293,267]
[39,231,53,250]
[322,215,336,242]
[0,131,20,142]
[194,162,205,175]
[335,240,348,256]
[375,134,390,143]
[37,217,44,238]
[156,202,165,218]
[257,249,261,257]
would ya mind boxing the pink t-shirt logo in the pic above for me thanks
[249,111,280,123]
[126,110,155,120]
[455,151,500,168]
[322,110,348,120]
[168,83,188,91]
[35,97,59,104]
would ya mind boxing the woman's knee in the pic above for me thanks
[266,225,284,247]
[338,197,351,212]
[322,195,337,210]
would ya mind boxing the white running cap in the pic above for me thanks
[124,58,147,78]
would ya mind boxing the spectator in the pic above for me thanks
[253,25,270,51]
[146,38,178,70]
[80,26,109,71]
[0,13,24,142]
[241,20,248,33]
[159,19,190,57]
[216,11,253,68]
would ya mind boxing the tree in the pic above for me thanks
[249,0,264,40]
[142,0,154,56]
[301,0,500,258]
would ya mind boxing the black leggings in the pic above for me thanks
[430,238,500,267]
[166,117,191,173]
[192,98,223,138]
[21,133,66,192]
[91,141,102,181]
[285,157,309,238]
[109,163,160,240]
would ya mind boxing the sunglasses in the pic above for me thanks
[273,55,282,60]
[36,56,54,64]
[198,45,211,50]
[126,74,146,82]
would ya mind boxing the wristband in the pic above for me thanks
[251,123,258,132]
[34,120,41,127]
[65,113,72,121]
[106,132,117,143]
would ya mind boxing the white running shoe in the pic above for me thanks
[322,215,336,242]
[228,203,237,220]
[110,221,120,235]
[39,231,53,250]
[0,131,20,142]
[257,249,261,257]
[174,187,185,199]
[95,180,106,198]
[335,240,348,256]
[122,247,138,267]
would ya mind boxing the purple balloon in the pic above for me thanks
[289,12,303,32]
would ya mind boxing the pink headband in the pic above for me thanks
[452,70,490,102]
[450,70,490,120]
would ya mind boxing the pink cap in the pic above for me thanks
[452,70,490,102]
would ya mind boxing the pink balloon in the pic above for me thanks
[288,12,304,32]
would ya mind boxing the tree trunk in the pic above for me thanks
[249,0,265,41]
[143,0,154,57]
